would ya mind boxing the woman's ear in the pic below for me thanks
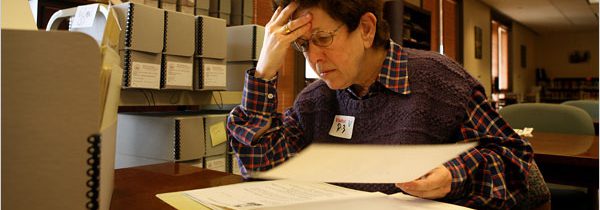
[359,12,378,48]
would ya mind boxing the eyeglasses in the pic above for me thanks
[292,24,344,52]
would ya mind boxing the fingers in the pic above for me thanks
[395,166,452,199]
[269,6,283,23]
[287,21,311,39]
[273,2,299,26]
[398,184,450,199]
[281,13,312,36]
[255,2,311,80]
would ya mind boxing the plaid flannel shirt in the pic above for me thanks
[227,41,533,209]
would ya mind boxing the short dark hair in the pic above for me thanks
[273,0,390,49]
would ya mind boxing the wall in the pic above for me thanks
[511,23,539,100]
[536,31,599,78]
[462,0,492,96]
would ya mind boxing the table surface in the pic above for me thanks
[110,163,244,210]
[526,132,598,189]
[527,132,598,166]
[111,134,599,209]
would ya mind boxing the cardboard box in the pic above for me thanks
[114,154,170,169]
[195,0,210,15]
[144,0,159,7]
[195,57,228,90]
[162,2,177,11]
[204,154,227,172]
[182,5,195,15]
[228,153,242,175]
[179,159,204,168]
[209,0,230,24]
[196,0,210,9]
[202,114,228,156]
[3,29,116,210]
[196,15,227,58]
[226,24,264,62]
[114,2,165,89]
[230,0,253,25]
[226,61,255,91]
[116,114,206,167]
[195,15,227,90]
[162,11,195,90]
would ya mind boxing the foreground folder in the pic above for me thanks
[252,142,477,183]
[2,29,117,210]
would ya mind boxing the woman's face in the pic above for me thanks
[294,7,369,90]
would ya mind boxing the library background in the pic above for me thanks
[3,0,598,210]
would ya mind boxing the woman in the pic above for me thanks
[226,0,534,209]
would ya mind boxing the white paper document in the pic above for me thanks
[181,180,472,210]
[253,142,477,183]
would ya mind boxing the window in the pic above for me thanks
[491,21,509,91]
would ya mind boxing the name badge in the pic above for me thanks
[329,115,355,139]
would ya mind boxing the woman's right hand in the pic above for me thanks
[254,2,312,80]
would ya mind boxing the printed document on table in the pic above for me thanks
[183,180,382,210]
[253,142,477,183]
[170,179,473,210]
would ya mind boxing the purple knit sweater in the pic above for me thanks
[292,48,481,193]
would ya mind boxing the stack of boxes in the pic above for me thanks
[180,0,195,15]
[230,0,253,25]
[162,10,195,90]
[226,24,264,91]
[114,3,164,90]
[161,0,178,11]
[195,0,210,15]
[128,0,159,7]
[115,114,206,169]
[209,0,231,24]
[122,0,247,25]
[112,1,258,174]
[195,15,227,90]
[115,113,231,172]
[201,114,229,172]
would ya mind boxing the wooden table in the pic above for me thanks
[527,132,599,188]
[110,163,244,210]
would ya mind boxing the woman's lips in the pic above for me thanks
[315,63,335,77]
[319,69,335,77]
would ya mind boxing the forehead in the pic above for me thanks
[292,7,337,30]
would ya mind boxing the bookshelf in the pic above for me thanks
[402,3,431,50]
[541,77,599,103]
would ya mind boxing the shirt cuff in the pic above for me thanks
[242,68,278,115]
[443,157,468,199]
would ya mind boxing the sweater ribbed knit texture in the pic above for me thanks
[292,48,481,193]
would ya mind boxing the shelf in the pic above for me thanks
[540,77,599,103]
[402,3,431,50]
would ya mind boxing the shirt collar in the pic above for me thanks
[378,39,411,95]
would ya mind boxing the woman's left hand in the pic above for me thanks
[395,166,452,199]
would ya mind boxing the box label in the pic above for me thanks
[203,64,226,87]
[166,61,193,87]
[131,62,161,89]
